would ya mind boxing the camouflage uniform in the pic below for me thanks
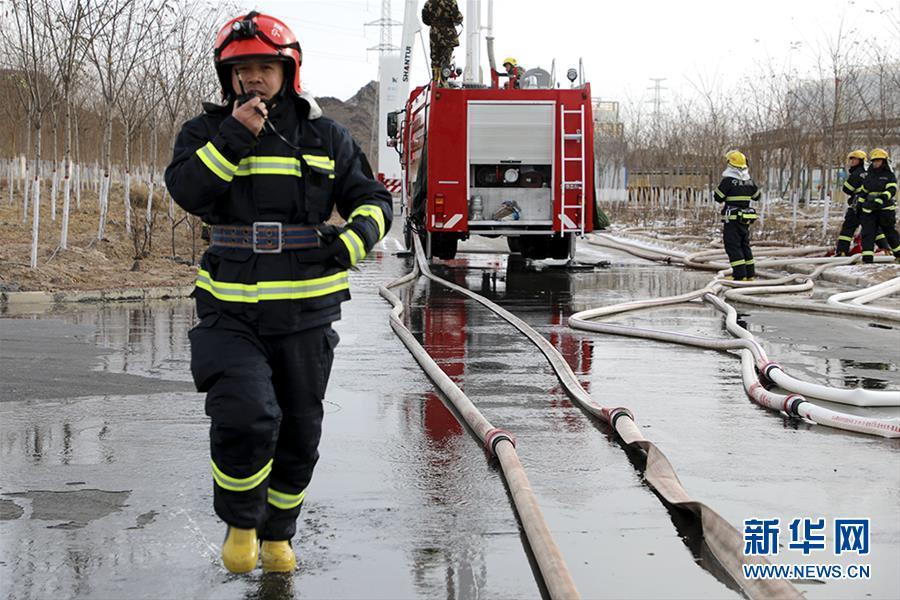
[422,0,462,84]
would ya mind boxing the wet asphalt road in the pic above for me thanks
[1,225,898,600]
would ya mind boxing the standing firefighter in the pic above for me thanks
[714,151,761,280]
[835,150,890,256]
[859,148,900,263]
[421,0,463,85]
[164,12,392,574]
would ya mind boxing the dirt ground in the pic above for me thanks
[0,180,198,292]
[3,177,896,293]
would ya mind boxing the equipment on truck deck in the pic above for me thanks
[382,0,599,261]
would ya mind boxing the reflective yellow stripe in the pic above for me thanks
[725,195,753,201]
[196,142,237,182]
[751,190,761,199]
[838,235,853,242]
[301,154,335,170]
[339,229,366,266]
[843,181,855,192]
[886,182,897,190]
[211,459,272,492]
[714,188,725,198]
[235,156,303,177]
[349,205,386,239]
[730,259,745,266]
[875,233,886,240]
[746,259,755,265]
[892,245,900,252]
[267,487,306,510]
[195,269,350,303]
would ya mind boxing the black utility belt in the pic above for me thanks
[210,223,321,253]
[724,206,758,224]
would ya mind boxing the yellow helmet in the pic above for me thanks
[725,150,747,169]
[869,148,889,161]
[502,57,517,67]
[847,150,867,161]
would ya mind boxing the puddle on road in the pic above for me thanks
[3,489,130,528]
[0,245,897,599]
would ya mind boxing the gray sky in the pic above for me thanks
[243,0,899,104]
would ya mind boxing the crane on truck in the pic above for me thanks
[381,0,598,261]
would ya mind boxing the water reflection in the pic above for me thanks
[2,300,196,382]
[10,415,113,466]
[402,261,488,599]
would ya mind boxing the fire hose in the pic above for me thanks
[379,236,580,600]
[380,235,800,599]
[574,233,900,434]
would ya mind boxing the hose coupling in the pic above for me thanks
[782,394,806,416]
[759,361,781,389]
[606,407,636,428]
[483,428,516,457]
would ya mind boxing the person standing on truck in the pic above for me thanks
[165,11,392,574]
[422,0,463,86]
[502,58,526,88]
[713,151,761,280]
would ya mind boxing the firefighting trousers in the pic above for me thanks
[723,221,755,279]
[836,207,890,255]
[188,312,339,540]
[860,209,900,263]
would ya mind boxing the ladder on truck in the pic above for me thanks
[559,104,586,234]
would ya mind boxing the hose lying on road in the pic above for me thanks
[574,233,900,435]
[379,237,580,600]
[381,235,801,600]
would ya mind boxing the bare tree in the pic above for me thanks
[87,0,167,241]
[42,0,93,250]
[1,0,60,268]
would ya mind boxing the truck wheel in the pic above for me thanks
[549,234,572,260]
[432,233,458,260]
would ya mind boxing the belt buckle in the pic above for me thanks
[252,221,282,253]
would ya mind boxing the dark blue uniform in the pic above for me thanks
[836,164,889,255]
[166,93,392,539]
[859,164,900,263]
[714,175,761,280]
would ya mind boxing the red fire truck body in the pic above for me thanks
[399,82,596,260]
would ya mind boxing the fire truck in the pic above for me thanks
[382,1,597,261]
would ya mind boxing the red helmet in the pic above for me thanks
[213,11,302,98]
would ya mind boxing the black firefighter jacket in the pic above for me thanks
[165,93,393,335]
[860,165,898,212]
[842,163,866,206]
[714,173,761,220]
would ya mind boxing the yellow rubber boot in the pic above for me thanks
[222,527,258,574]
[260,540,297,573]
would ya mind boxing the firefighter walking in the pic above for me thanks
[714,151,761,280]
[422,0,462,85]
[859,148,900,263]
[165,12,392,574]
[835,150,889,256]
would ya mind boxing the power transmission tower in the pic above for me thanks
[365,0,402,54]
[647,77,667,138]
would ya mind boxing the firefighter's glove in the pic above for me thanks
[316,224,367,269]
